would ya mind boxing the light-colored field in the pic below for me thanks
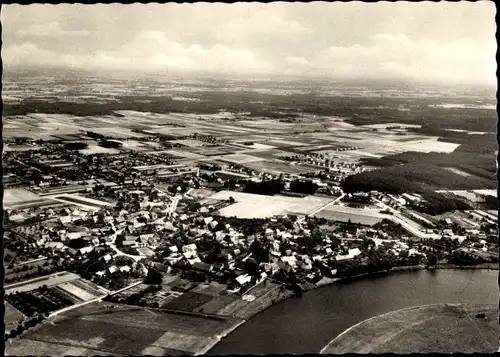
[265,139,309,146]
[162,149,207,159]
[4,188,41,206]
[5,302,25,328]
[445,167,472,177]
[5,272,81,294]
[243,160,318,174]
[321,303,498,354]
[79,144,121,155]
[57,282,101,301]
[212,191,335,218]
[218,153,266,164]
[473,189,497,197]
[314,206,387,226]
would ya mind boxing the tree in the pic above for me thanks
[144,268,163,285]
[427,252,438,267]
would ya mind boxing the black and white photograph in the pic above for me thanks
[2,1,498,355]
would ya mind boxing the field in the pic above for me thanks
[212,190,335,218]
[243,160,318,175]
[313,206,388,226]
[6,302,245,356]
[5,272,80,294]
[321,303,498,354]
[4,188,41,206]
[5,302,25,329]
[217,153,266,164]
[56,282,103,302]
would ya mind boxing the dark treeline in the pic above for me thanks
[243,180,285,196]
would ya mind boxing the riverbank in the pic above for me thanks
[208,264,498,354]
[320,303,498,354]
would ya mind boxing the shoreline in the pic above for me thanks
[206,263,498,354]
[320,302,498,354]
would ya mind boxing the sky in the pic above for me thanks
[2,2,497,85]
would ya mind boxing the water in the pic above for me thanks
[210,269,498,354]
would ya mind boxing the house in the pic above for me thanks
[204,217,214,225]
[169,245,179,253]
[235,273,252,286]
[119,266,131,273]
[193,261,213,273]
[182,243,197,252]
[67,232,83,240]
[102,254,112,262]
[108,265,118,274]
[79,246,94,255]
[122,240,136,247]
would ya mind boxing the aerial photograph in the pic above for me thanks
[2,2,498,355]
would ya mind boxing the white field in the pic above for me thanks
[4,188,41,205]
[163,149,207,159]
[473,189,497,197]
[58,282,100,301]
[445,167,472,177]
[79,144,121,155]
[218,153,266,164]
[266,139,309,146]
[212,191,335,218]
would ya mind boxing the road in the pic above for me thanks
[372,198,440,240]
[106,228,145,262]
[302,193,346,220]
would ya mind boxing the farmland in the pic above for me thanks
[5,302,244,356]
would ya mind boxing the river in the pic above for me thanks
[210,269,498,355]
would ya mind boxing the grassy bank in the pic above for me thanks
[321,303,498,354]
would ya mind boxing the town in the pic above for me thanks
[4,108,498,354]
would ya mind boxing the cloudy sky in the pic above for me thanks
[2,2,496,85]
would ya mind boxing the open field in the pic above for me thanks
[4,188,41,206]
[5,302,25,329]
[314,206,388,226]
[56,282,103,302]
[212,190,335,218]
[243,160,318,175]
[321,303,498,354]
[217,153,266,164]
[445,167,472,177]
[6,302,244,356]
[5,272,80,294]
